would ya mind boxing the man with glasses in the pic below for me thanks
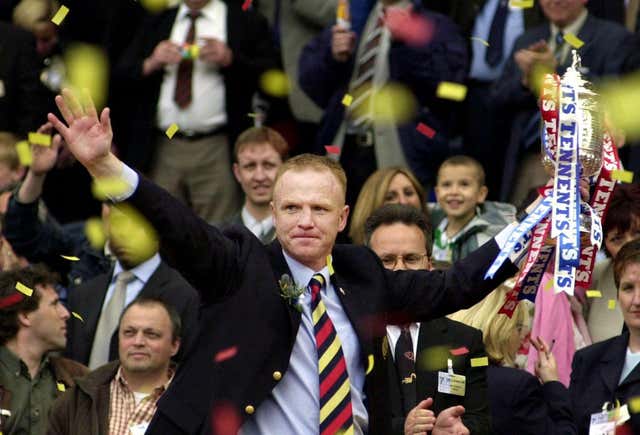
[365,204,490,435]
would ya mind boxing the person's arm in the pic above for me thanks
[14,28,47,135]
[47,89,240,303]
[45,390,73,435]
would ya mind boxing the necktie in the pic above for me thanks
[309,273,354,435]
[554,31,565,63]
[627,0,639,33]
[346,13,384,129]
[174,10,200,109]
[394,325,416,415]
[485,0,510,67]
[88,270,136,369]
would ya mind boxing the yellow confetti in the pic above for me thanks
[65,43,109,108]
[108,204,159,266]
[60,255,80,261]
[85,217,106,250]
[436,82,467,102]
[470,356,489,367]
[365,354,374,375]
[15,141,32,166]
[418,345,450,371]
[586,290,602,298]
[544,279,553,291]
[15,282,34,297]
[326,255,335,276]
[611,169,634,183]
[601,73,640,141]
[369,83,417,124]
[189,44,200,59]
[56,382,66,392]
[470,36,489,47]
[72,311,84,322]
[28,132,52,146]
[51,5,69,25]
[140,0,169,12]
[91,177,129,200]
[629,396,640,413]
[509,0,534,8]
[563,32,584,49]
[342,94,353,107]
[165,123,179,139]
[608,299,616,310]
[260,69,290,98]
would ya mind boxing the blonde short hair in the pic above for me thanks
[273,154,347,201]
[0,133,20,170]
[349,167,427,245]
[484,301,529,367]
[13,0,59,33]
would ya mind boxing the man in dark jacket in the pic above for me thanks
[47,296,181,435]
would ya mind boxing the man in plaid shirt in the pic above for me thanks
[47,296,181,435]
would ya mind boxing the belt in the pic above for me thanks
[344,129,374,147]
[160,125,226,141]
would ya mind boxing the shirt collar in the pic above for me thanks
[112,253,161,286]
[0,346,50,378]
[241,206,274,236]
[115,364,176,396]
[177,0,217,21]
[551,9,588,38]
[282,250,331,292]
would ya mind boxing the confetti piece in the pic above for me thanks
[65,43,109,108]
[165,123,179,139]
[60,255,80,261]
[436,82,467,102]
[211,404,242,435]
[470,36,489,47]
[85,217,106,250]
[56,382,66,392]
[242,0,252,11]
[418,345,450,371]
[630,396,640,413]
[601,72,640,141]
[509,0,534,8]
[15,282,34,297]
[586,290,602,298]
[416,122,436,139]
[15,141,32,166]
[365,354,374,375]
[28,132,52,146]
[189,44,200,59]
[214,346,238,363]
[563,32,584,49]
[324,145,340,155]
[450,346,469,356]
[260,69,290,98]
[91,178,130,200]
[140,0,169,13]
[109,204,159,266]
[470,356,489,367]
[0,293,24,309]
[72,311,84,322]
[51,5,69,25]
[544,279,554,291]
[608,299,616,310]
[247,113,258,118]
[612,169,634,183]
[342,94,353,107]
[369,83,417,124]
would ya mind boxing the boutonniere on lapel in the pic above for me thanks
[278,274,305,312]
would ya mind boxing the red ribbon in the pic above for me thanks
[0,292,24,309]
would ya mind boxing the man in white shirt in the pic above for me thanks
[227,126,289,244]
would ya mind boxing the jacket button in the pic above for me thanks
[272,371,282,381]
[245,405,255,415]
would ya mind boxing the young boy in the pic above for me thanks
[0,132,24,193]
[431,155,515,264]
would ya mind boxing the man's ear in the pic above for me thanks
[232,163,241,183]
[17,311,31,328]
[338,205,350,232]
[171,338,181,357]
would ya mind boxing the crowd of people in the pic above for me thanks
[1,0,640,434]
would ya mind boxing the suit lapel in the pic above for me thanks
[139,261,168,296]
[599,333,629,400]
[266,240,302,341]
[416,319,448,403]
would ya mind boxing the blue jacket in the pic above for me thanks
[298,4,468,186]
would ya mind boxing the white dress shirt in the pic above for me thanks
[386,323,420,360]
[156,0,228,132]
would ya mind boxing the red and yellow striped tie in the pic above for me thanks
[309,273,354,435]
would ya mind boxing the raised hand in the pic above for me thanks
[531,336,559,383]
[47,88,122,179]
[30,122,61,176]
[432,405,469,435]
[404,398,436,435]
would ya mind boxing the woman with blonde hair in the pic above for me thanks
[349,167,427,244]
[485,302,577,434]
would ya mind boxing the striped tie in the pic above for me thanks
[345,14,384,129]
[309,273,354,435]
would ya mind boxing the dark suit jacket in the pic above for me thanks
[0,22,47,135]
[491,14,633,200]
[488,365,577,435]
[384,317,490,435]
[123,175,518,435]
[570,332,640,434]
[66,260,200,365]
[114,2,277,172]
